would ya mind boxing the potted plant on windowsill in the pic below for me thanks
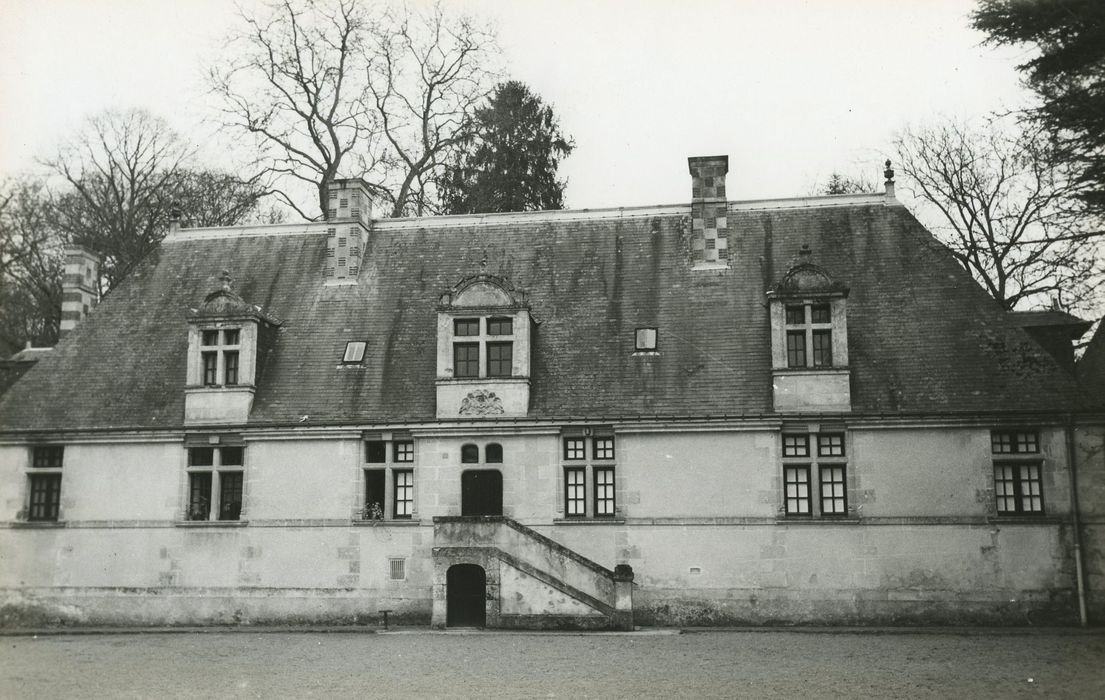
[362,502,384,524]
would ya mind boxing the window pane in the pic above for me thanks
[366,441,386,463]
[32,445,64,469]
[202,352,218,385]
[635,327,657,351]
[991,432,1013,454]
[782,435,809,458]
[786,331,806,368]
[593,437,615,460]
[394,470,414,518]
[819,465,847,514]
[394,441,414,462]
[218,472,243,520]
[364,470,386,519]
[785,305,805,325]
[189,447,214,467]
[202,330,219,346]
[810,304,831,324]
[565,468,586,516]
[487,342,513,377]
[188,472,212,520]
[343,341,367,363]
[454,343,479,377]
[594,468,615,516]
[220,446,244,466]
[223,329,240,345]
[784,466,810,515]
[454,319,480,336]
[28,474,62,521]
[812,330,833,367]
[817,434,845,457]
[564,438,585,460]
[486,443,503,464]
[1016,432,1039,453]
[224,351,239,385]
[487,317,513,335]
[461,444,479,463]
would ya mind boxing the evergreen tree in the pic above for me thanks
[973,0,1105,210]
[441,81,574,214]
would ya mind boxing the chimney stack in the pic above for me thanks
[59,246,100,337]
[324,179,373,282]
[688,156,730,266]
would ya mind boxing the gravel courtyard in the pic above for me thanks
[2,628,1104,699]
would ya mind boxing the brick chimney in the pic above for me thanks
[688,156,730,266]
[59,246,99,337]
[324,179,372,282]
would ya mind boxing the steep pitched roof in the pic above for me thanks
[1077,319,1105,406]
[0,198,1086,432]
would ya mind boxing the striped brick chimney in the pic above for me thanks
[324,179,372,282]
[59,246,99,337]
[688,155,730,266]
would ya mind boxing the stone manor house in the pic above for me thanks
[1,156,1102,628]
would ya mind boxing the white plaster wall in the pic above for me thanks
[245,438,359,520]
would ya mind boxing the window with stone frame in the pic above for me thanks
[27,445,64,522]
[361,437,417,520]
[991,430,1044,515]
[781,432,848,517]
[450,317,513,378]
[200,328,241,386]
[560,432,617,519]
[784,304,833,368]
[186,445,244,521]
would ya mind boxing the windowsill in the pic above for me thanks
[773,367,850,374]
[775,516,861,525]
[632,351,659,357]
[987,515,1061,525]
[185,384,256,392]
[553,517,626,525]
[175,520,249,527]
[690,261,730,271]
[436,376,529,384]
[352,519,423,527]
[10,520,66,528]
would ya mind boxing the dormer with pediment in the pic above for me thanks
[184,271,283,425]
[436,274,532,418]
[766,245,851,413]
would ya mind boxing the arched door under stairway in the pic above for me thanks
[446,563,486,627]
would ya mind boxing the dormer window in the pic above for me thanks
[766,246,850,413]
[436,274,532,418]
[185,272,282,425]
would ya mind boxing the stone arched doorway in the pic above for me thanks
[446,563,487,627]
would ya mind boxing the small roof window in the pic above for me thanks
[635,327,658,353]
[343,341,367,364]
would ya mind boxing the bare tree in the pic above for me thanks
[42,109,193,291]
[365,3,498,216]
[42,109,275,292]
[209,0,373,219]
[894,116,1105,313]
[0,177,63,353]
[208,0,498,219]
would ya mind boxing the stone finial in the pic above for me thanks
[884,160,896,200]
[168,202,182,233]
[799,244,812,261]
[220,269,233,291]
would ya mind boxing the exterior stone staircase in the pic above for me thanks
[431,516,633,630]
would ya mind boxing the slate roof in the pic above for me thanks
[0,197,1089,432]
[1077,319,1105,405]
[1009,310,1092,338]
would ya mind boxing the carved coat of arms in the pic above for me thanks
[459,390,504,416]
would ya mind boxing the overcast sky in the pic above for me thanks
[1,0,1032,210]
